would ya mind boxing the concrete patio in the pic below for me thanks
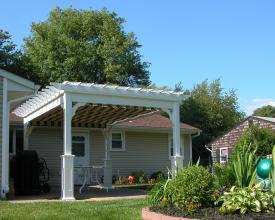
[8,185,148,203]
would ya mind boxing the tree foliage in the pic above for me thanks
[180,79,245,164]
[0,30,30,77]
[24,7,150,87]
[253,105,275,118]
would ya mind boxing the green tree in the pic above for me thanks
[253,105,275,118]
[24,7,150,87]
[180,79,245,164]
[0,29,35,81]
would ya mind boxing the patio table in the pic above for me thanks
[74,165,104,194]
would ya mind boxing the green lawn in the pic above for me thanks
[0,199,147,220]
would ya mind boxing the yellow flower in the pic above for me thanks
[161,196,168,205]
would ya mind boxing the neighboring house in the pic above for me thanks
[11,112,200,187]
[0,69,37,198]
[209,116,275,164]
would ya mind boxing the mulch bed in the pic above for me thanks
[149,206,275,220]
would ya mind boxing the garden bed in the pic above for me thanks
[114,183,154,190]
[144,207,275,220]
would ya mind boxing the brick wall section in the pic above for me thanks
[211,117,275,163]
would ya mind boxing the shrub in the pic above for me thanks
[150,171,165,181]
[213,163,235,189]
[235,125,275,156]
[167,165,214,212]
[231,144,259,188]
[216,186,275,214]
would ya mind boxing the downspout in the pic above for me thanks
[205,145,212,152]
[1,84,38,198]
[189,131,201,164]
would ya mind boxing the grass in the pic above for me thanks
[0,199,147,220]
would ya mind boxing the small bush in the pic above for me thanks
[167,165,214,212]
[214,163,235,189]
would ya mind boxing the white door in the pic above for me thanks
[72,132,89,185]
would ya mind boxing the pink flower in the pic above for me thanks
[128,175,135,184]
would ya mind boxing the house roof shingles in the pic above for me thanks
[113,113,200,133]
[9,111,200,134]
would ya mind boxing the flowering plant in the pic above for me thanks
[128,175,135,184]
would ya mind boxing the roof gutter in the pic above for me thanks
[191,131,201,139]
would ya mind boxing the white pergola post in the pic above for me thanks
[1,78,8,198]
[171,103,183,176]
[103,129,112,190]
[61,93,75,201]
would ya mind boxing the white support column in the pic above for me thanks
[1,78,8,198]
[171,103,183,176]
[61,93,75,201]
[102,129,112,190]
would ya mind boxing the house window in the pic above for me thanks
[9,129,23,155]
[169,135,183,158]
[111,132,125,151]
[220,147,228,164]
[72,135,86,157]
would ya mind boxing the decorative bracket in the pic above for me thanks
[72,102,86,117]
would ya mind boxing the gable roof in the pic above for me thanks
[253,116,275,123]
[112,112,201,134]
[208,116,275,148]
[9,111,200,134]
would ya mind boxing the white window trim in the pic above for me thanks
[219,147,229,164]
[72,130,90,166]
[168,134,184,159]
[111,131,126,151]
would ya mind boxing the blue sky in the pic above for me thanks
[1,0,274,115]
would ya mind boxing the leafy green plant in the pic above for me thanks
[216,186,275,214]
[150,171,165,181]
[114,176,128,185]
[235,125,275,156]
[167,165,214,212]
[131,171,146,184]
[269,145,275,204]
[214,163,235,189]
[147,179,171,207]
[231,143,259,188]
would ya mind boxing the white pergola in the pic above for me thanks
[14,81,188,201]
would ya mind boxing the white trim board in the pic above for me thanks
[0,68,35,90]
